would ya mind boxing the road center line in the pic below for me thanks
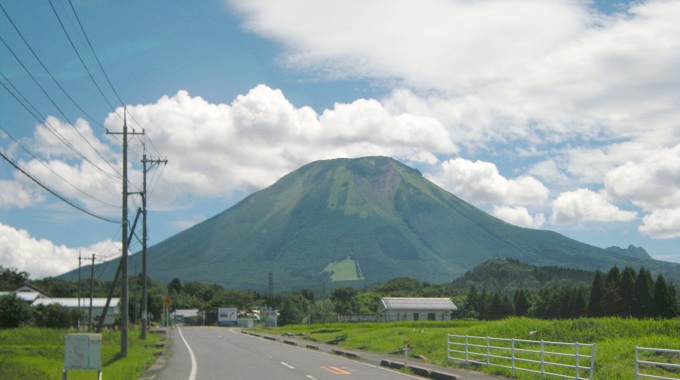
[280,361,295,369]
[177,327,198,380]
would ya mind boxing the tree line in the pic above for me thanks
[1,263,678,329]
[464,266,679,320]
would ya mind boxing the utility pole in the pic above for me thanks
[140,149,167,339]
[89,253,95,332]
[78,252,82,329]
[107,110,143,358]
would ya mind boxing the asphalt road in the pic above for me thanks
[153,326,428,380]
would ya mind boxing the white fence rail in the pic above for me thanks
[636,347,680,380]
[447,334,596,380]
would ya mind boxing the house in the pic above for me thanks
[0,283,50,303]
[32,297,121,326]
[378,297,457,322]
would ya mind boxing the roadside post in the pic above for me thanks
[404,339,409,363]
[63,333,102,379]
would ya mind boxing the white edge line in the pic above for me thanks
[177,327,198,380]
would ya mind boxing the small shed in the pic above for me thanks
[378,297,457,322]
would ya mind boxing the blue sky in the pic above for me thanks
[1,0,679,279]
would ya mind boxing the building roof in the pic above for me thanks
[0,291,45,302]
[32,298,120,309]
[379,297,457,312]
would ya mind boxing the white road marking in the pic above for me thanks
[280,361,295,369]
[177,327,198,380]
[306,375,318,380]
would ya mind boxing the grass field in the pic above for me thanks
[321,256,365,281]
[258,317,680,380]
[0,327,165,380]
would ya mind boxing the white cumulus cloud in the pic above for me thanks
[0,223,120,279]
[427,158,549,205]
[492,206,545,229]
[551,188,637,225]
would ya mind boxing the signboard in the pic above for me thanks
[64,334,101,370]
[218,307,237,326]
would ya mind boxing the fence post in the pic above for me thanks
[465,336,469,363]
[511,338,516,377]
[590,344,596,380]
[635,347,639,380]
[487,337,491,366]
[540,340,545,377]
[575,343,580,379]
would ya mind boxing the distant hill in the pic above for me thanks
[606,245,652,260]
[61,156,680,293]
[450,258,596,291]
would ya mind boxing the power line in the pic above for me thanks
[0,122,120,210]
[0,149,119,224]
[0,68,122,183]
[66,0,125,107]
[0,35,122,180]
[0,2,105,130]
[47,0,122,120]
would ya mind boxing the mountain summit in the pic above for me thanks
[87,156,674,292]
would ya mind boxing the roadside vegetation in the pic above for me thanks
[0,326,164,380]
[257,317,680,380]
[2,260,679,379]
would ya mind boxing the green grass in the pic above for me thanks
[0,327,165,380]
[256,317,680,380]
[321,256,365,282]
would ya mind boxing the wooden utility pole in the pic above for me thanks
[140,149,167,339]
[89,253,95,332]
[107,110,143,358]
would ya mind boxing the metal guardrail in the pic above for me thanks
[447,334,596,380]
[636,347,680,380]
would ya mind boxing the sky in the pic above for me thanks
[0,0,679,280]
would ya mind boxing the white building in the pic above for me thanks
[378,297,457,322]
[32,297,121,326]
[0,283,49,302]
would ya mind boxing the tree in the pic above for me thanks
[652,275,677,319]
[0,294,31,328]
[633,267,654,319]
[588,271,606,317]
[571,285,589,318]
[0,266,29,290]
[488,290,514,319]
[167,278,182,295]
[619,267,637,317]
[513,288,531,317]
[602,266,623,316]
[278,294,306,326]
[331,287,359,315]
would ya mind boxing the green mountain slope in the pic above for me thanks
[66,156,679,292]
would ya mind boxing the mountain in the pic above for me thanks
[64,156,679,293]
[606,245,653,260]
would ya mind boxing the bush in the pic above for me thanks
[0,294,31,328]
[31,304,81,328]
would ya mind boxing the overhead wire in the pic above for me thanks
[0,38,122,183]
[0,3,121,179]
[46,0,122,121]
[0,76,118,207]
[0,149,119,224]
[2,2,168,253]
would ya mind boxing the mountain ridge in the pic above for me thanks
[61,156,679,292]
